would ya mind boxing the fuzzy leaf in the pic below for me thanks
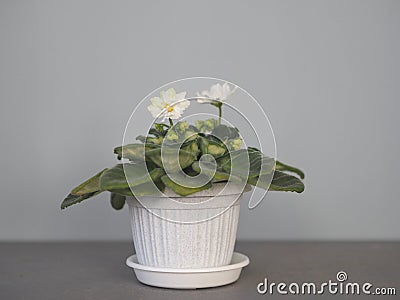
[99,163,164,192]
[192,161,242,183]
[247,170,304,193]
[161,175,212,196]
[211,124,240,140]
[146,147,196,172]
[114,143,160,161]
[62,169,108,209]
[110,193,125,210]
[276,160,305,179]
[269,171,305,192]
[154,123,169,136]
[71,169,107,195]
[109,179,165,197]
[197,135,227,158]
[61,191,102,209]
[181,139,200,156]
[218,148,274,179]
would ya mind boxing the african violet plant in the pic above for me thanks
[61,83,305,210]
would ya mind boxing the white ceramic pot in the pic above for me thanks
[126,183,243,269]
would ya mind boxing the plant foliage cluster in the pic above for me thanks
[61,119,305,210]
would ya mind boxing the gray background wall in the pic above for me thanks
[1,0,399,241]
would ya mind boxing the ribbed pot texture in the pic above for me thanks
[126,183,243,269]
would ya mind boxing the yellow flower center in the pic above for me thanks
[164,103,174,112]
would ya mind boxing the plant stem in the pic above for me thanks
[168,118,173,127]
[217,103,222,125]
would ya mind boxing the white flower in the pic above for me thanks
[147,88,190,121]
[196,82,237,104]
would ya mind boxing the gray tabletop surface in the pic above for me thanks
[1,242,399,300]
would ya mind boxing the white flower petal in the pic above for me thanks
[196,82,237,103]
[196,92,206,103]
[196,91,213,103]
[222,83,230,98]
[150,96,164,108]
[175,91,187,101]
[163,109,181,121]
[148,88,189,120]
[161,88,177,104]
[176,99,190,109]
[209,84,221,99]
[197,98,212,103]
[148,104,162,118]
[230,85,238,95]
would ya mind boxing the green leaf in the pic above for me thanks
[99,163,164,192]
[275,160,305,179]
[197,135,209,155]
[161,175,212,196]
[246,173,273,190]
[192,161,242,183]
[61,191,102,209]
[132,180,165,196]
[211,124,240,140]
[62,169,108,209]
[136,126,165,144]
[247,170,304,193]
[71,169,107,195]
[147,136,164,145]
[218,148,274,179]
[198,135,227,158]
[110,193,125,210]
[182,140,200,156]
[149,128,163,137]
[135,135,147,143]
[113,143,160,161]
[207,143,227,157]
[146,147,196,172]
[270,171,305,192]
[257,156,275,177]
[109,179,165,197]
[195,119,218,133]
[107,188,134,197]
[154,123,169,136]
[188,125,199,132]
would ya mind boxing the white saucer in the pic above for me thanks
[126,252,250,289]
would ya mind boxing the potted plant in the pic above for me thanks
[61,82,305,288]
